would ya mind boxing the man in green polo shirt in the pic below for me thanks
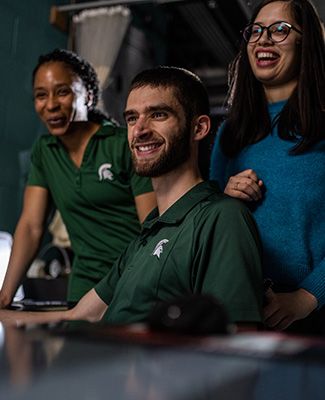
[0,67,263,329]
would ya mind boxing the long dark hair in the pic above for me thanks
[32,48,115,124]
[221,0,325,157]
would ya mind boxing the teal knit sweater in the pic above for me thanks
[210,101,325,307]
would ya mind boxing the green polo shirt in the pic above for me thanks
[27,120,153,302]
[95,181,263,324]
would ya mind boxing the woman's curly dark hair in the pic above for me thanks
[32,48,115,124]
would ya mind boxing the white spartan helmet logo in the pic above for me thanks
[98,163,114,181]
[152,239,169,259]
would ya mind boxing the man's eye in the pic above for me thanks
[152,111,166,119]
[126,116,137,125]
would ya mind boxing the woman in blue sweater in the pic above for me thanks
[210,0,325,334]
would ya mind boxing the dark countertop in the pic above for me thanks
[1,321,325,400]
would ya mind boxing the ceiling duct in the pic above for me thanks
[176,2,236,66]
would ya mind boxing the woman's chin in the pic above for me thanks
[47,126,69,137]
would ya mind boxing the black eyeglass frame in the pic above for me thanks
[242,21,302,43]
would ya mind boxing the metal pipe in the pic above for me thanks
[56,0,184,13]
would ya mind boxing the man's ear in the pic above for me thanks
[193,115,211,141]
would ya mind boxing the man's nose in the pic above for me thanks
[133,116,150,138]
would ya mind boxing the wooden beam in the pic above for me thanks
[50,5,69,33]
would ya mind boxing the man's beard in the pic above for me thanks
[132,126,191,177]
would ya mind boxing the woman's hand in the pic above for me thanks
[224,169,263,201]
[263,288,318,330]
[0,291,11,309]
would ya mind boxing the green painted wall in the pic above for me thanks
[0,0,68,233]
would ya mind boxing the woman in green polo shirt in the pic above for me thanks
[0,49,156,307]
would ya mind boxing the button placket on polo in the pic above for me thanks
[75,135,95,191]
[75,170,82,190]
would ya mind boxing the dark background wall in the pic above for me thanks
[0,0,68,234]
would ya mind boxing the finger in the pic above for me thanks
[227,178,262,201]
[237,181,263,200]
[228,175,262,192]
[264,309,284,328]
[274,316,294,331]
[224,187,255,201]
[263,300,280,320]
[236,169,260,182]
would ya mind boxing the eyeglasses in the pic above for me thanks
[242,21,302,43]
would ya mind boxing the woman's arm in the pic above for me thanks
[0,186,50,308]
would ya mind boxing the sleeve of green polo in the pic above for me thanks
[94,249,128,305]
[194,199,263,323]
[27,138,48,188]
[127,155,153,197]
[130,169,153,197]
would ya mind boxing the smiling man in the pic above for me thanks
[0,67,263,329]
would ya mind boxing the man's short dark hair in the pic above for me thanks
[129,66,210,124]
